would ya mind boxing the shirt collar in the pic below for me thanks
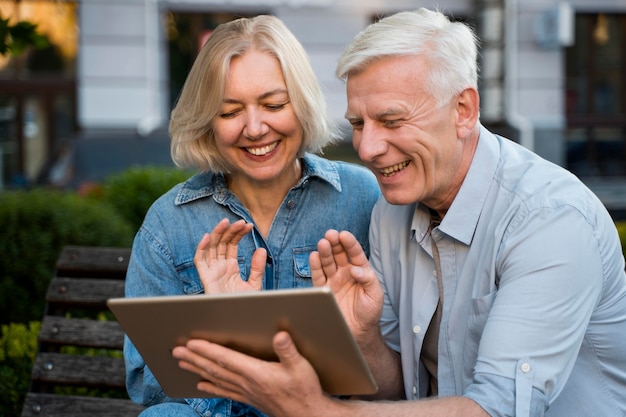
[411,124,499,245]
[174,153,343,206]
[440,124,499,245]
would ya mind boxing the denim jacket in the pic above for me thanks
[124,153,380,417]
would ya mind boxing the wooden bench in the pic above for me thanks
[21,245,146,417]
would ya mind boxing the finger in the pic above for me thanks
[273,331,300,365]
[309,250,326,287]
[217,220,253,258]
[175,349,248,399]
[207,218,232,260]
[272,331,321,388]
[174,341,250,391]
[194,233,212,267]
[195,379,248,404]
[316,236,338,277]
[338,230,369,267]
[325,229,350,267]
[247,248,266,291]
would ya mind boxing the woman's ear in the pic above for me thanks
[455,87,480,138]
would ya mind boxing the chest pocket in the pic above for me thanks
[293,247,315,288]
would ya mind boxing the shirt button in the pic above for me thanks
[413,325,421,334]
[432,270,437,277]
[520,362,531,373]
[287,200,296,209]
[412,386,417,395]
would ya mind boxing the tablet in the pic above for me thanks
[107,286,378,398]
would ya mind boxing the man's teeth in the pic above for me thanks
[246,142,277,156]
[380,161,409,177]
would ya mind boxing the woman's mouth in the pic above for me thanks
[245,142,278,156]
[380,161,410,177]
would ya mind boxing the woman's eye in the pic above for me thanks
[266,103,287,111]
[220,111,238,119]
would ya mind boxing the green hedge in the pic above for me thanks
[99,165,193,232]
[0,189,134,326]
[0,165,192,417]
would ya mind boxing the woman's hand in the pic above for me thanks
[194,218,266,293]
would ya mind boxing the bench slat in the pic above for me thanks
[21,246,146,417]
[56,246,131,279]
[39,316,125,349]
[22,393,144,417]
[46,277,125,307]
[31,352,126,388]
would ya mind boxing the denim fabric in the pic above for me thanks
[124,153,381,416]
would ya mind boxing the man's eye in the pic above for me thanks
[350,120,364,130]
[383,119,401,127]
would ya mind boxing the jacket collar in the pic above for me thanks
[174,153,343,206]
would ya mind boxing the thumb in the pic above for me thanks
[248,248,266,291]
[273,331,301,365]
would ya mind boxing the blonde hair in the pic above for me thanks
[170,15,338,172]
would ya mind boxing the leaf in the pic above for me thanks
[0,17,49,56]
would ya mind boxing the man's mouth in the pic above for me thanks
[245,142,278,156]
[380,161,410,177]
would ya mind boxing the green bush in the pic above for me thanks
[0,188,134,326]
[0,321,40,417]
[99,165,192,232]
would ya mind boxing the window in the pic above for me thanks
[565,13,626,176]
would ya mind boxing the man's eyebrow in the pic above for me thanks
[344,108,404,120]
[375,108,403,118]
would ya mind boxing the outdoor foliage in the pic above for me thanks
[0,189,134,326]
[97,165,193,232]
[0,322,40,417]
[0,15,48,56]
[0,165,191,417]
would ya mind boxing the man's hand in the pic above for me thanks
[173,331,335,417]
[194,218,266,293]
[310,230,384,342]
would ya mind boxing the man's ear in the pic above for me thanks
[455,88,479,138]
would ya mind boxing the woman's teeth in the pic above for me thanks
[380,161,409,177]
[246,142,277,156]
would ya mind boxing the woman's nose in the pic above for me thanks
[243,109,269,140]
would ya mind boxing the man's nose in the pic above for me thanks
[355,122,387,162]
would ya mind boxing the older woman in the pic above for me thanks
[124,14,380,417]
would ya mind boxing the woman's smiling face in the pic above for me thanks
[213,49,303,187]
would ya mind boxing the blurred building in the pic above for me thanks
[1,0,625,198]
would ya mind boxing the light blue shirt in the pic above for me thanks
[124,153,381,417]
[370,126,626,416]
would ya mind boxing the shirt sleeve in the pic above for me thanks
[466,205,605,416]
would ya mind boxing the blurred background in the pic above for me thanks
[1,0,626,214]
[3,2,626,414]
